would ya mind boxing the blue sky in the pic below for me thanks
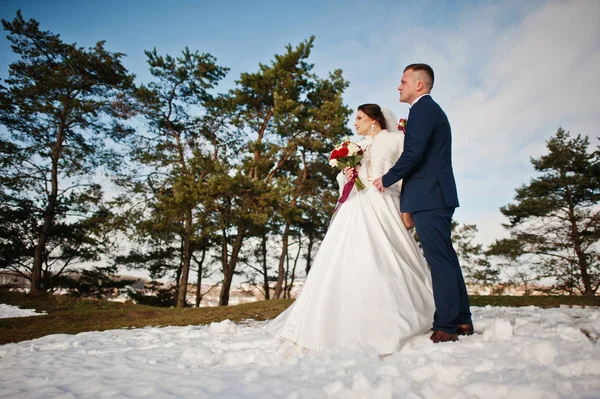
[1,0,599,246]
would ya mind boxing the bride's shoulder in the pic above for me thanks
[355,137,373,148]
[378,130,404,144]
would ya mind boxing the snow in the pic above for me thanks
[0,303,45,319]
[0,305,599,398]
[482,319,513,341]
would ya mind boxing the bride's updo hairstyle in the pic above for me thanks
[358,103,387,130]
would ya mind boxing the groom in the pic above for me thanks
[373,63,473,343]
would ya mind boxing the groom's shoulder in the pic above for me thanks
[414,96,445,117]
[424,96,448,118]
[422,95,441,109]
[413,95,437,110]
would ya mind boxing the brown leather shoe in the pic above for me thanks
[456,324,474,336]
[430,330,458,343]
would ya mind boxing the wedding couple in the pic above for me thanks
[269,63,473,354]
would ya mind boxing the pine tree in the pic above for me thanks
[112,47,228,307]
[230,37,351,301]
[488,129,599,296]
[0,11,134,293]
[452,222,499,288]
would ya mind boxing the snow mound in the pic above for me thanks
[0,303,46,319]
[483,319,513,341]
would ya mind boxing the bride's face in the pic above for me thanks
[354,110,373,136]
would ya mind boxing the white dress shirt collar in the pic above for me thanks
[409,93,431,108]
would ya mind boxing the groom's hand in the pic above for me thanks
[373,176,385,192]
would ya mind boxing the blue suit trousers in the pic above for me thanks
[411,207,472,334]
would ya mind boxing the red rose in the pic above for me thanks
[337,146,349,157]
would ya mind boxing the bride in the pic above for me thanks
[269,104,435,355]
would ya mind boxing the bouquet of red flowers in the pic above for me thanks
[398,118,407,133]
[328,140,366,191]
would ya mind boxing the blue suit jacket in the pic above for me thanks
[381,95,459,212]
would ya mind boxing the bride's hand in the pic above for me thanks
[344,166,357,180]
[401,212,414,229]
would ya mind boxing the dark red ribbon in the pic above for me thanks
[333,171,357,213]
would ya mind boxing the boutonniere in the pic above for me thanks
[398,118,407,133]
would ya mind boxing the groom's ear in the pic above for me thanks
[416,80,424,91]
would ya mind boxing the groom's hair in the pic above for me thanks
[358,104,386,130]
[404,63,434,90]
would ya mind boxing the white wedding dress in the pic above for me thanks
[269,129,435,355]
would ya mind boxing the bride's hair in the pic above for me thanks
[358,104,386,130]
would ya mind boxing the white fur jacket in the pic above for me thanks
[336,130,404,197]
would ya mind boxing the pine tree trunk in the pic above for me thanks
[195,247,207,307]
[174,260,182,303]
[32,120,65,294]
[261,233,270,300]
[166,124,195,306]
[176,209,193,307]
[566,201,593,296]
[274,151,307,298]
[195,269,202,307]
[220,269,233,306]
[305,233,314,275]
[286,237,301,298]
[283,247,290,299]
[274,223,291,299]
[576,246,593,296]
[219,228,229,303]
[219,230,244,306]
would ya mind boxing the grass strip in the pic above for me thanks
[1,291,598,345]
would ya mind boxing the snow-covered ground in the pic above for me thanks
[0,305,599,398]
[0,303,45,319]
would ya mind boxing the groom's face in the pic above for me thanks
[398,70,417,104]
